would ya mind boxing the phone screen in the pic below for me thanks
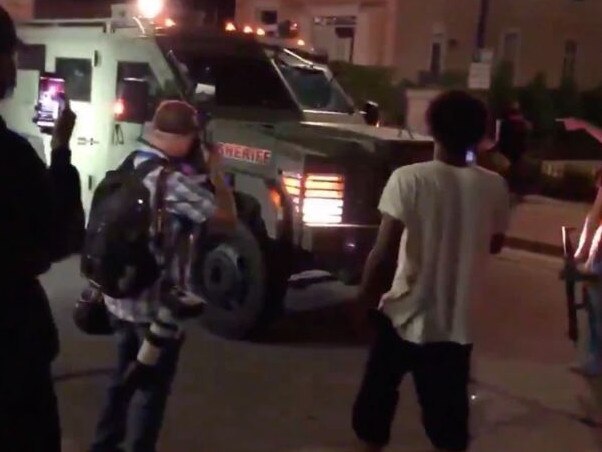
[35,74,66,133]
[466,148,476,165]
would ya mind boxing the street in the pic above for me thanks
[45,250,602,452]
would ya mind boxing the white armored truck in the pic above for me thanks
[1,5,433,338]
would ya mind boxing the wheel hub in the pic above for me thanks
[201,244,246,310]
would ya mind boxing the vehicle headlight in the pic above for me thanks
[283,173,345,225]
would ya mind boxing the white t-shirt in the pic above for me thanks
[378,160,511,344]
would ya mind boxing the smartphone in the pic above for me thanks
[466,148,476,165]
[34,74,66,134]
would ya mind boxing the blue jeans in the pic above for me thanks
[91,317,182,452]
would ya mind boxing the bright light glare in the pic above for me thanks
[256,27,266,36]
[303,198,343,224]
[138,0,163,19]
[164,17,176,27]
[297,39,306,47]
[114,99,125,118]
[225,21,236,32]
[243,25,254,34]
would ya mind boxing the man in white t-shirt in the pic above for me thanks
[352,91,511,452]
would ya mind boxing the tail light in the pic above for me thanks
[283,173,345,225]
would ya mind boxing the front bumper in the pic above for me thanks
[293,224,378,278]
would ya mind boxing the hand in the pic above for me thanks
[207,151,226,186]
[51,97,76,150]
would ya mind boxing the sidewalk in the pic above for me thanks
[507,196,590,256]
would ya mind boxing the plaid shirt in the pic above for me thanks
[105,147,216,323]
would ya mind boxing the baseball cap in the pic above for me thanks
[152,100,199,135]
[0,6,20,54]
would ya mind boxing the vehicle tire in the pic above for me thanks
[236,193,290,329]
[191,222,289,340]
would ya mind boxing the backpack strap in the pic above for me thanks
[154,165,172,252]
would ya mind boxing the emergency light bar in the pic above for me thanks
[138,0,164,19]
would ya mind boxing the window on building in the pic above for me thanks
[257,9,278,36]
[562,40,578,80]
[259,9,278,25]
[55,58,92,102]
[17,44,46,72]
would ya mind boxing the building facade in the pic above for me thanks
[235,0,602,89]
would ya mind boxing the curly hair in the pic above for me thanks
[426,90,488,157]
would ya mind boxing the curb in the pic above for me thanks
[505,236,563,258]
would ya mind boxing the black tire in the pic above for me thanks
[191,223,264,339]
[191,223,289,339]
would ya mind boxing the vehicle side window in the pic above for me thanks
[55,58,92,102]
[18,44,46,72]
[214,58,294,109]
[116,62,161,121]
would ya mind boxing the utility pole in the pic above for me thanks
[475,0,490,60]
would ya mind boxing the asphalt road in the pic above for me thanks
[42,251,602,451]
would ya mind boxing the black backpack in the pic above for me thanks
[81,152,170,299]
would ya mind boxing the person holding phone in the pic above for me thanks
[0,6,85,451]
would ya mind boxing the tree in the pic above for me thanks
[581,84,602,127]
[329,61,404,124]
[554,77,582,118]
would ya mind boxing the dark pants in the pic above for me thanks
[353,313,472,451]
[1,281,61,452]
[0,364,61,452]
[91,317,182,452]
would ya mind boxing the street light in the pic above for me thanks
[138,0,164,20]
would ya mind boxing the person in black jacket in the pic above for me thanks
[0,6,84,451]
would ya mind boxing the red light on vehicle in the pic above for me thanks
[114,99,125,118]
[225,21,236,32]
[164,17,176,28]
[243,25,254,34]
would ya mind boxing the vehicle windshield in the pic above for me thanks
[274,50,354,113]
[156,36,355,114]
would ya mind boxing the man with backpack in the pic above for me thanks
[89,100,236,452]
[0,6,85,451]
